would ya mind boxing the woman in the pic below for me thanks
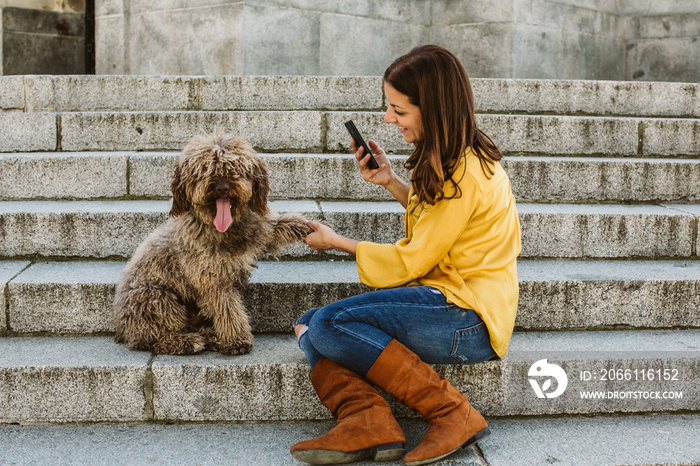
[290,45,521,466]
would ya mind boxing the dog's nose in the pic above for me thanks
[215,181,231,196]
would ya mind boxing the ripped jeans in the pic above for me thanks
[295,286,498,377]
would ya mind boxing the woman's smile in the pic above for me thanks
[384,82,423,144]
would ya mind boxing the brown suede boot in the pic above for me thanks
[290,357,406,464]
[366,340,490,466]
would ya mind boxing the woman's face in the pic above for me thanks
[384,82,423,144]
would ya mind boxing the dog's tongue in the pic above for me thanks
[214,198,232,233]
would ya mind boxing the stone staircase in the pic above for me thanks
[0,75,699,465]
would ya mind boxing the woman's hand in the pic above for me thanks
[352,138,411,208]
[304,220,359,255]
[303,220,336,251]
[352,139,392,187]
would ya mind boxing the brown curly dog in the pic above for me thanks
[114,132,310,355]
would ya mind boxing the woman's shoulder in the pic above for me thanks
[458,148,508,191]
[453,148,493,178]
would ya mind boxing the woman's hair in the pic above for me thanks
[384,45,502,205]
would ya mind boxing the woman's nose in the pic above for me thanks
[384,108,394,124]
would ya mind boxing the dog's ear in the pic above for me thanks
[169,160,190,217]
[250,156,270,216]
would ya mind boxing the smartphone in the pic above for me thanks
[344,120,380,169]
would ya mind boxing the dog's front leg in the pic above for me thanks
[268,212,313,249]
[201,291,254,355]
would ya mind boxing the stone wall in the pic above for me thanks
[95,1,433,76]
[91,0,699,82]
[0,1,86,75]
[431,0,700,82]
[513,0,700,82]
[0,0,84,12]
[627,11,700,82]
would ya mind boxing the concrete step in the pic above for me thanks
[0,414,698,465]
[1,110,699,156]
[2,152,700,204]
[1,76,385,113]
[506,156,700,204]
[0,200,697,259]
[3,75,698,117]
[0,331,698,423]
[2,259,699,335]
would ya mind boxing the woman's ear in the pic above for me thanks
[250,157,270,216]
[169,160,190,217]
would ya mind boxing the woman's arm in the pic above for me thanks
[382,171,411,208]
[356,174,482,289]
[304,220,359,255]
[354,140,410,208]
[306,140,411,254]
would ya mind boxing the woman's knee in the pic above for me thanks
[305,304,352,351]
[307,300,334,322]
[305,309,326,343]
[307,303,351,336]
[295,306,320,328]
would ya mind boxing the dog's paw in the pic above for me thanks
[291,223,314,240]
[199,328,221,351]
[152,333,207,355]
[275,213,313,240]
[219,339,253,355]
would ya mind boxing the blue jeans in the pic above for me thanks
[295,286,498,377]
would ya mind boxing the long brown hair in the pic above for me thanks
[384,45,502,205]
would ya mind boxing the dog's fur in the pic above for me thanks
[114,133,310,355]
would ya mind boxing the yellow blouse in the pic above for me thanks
[355,149,521,358]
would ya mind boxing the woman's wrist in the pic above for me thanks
[384,172,410,207]
[331,234,360,255]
